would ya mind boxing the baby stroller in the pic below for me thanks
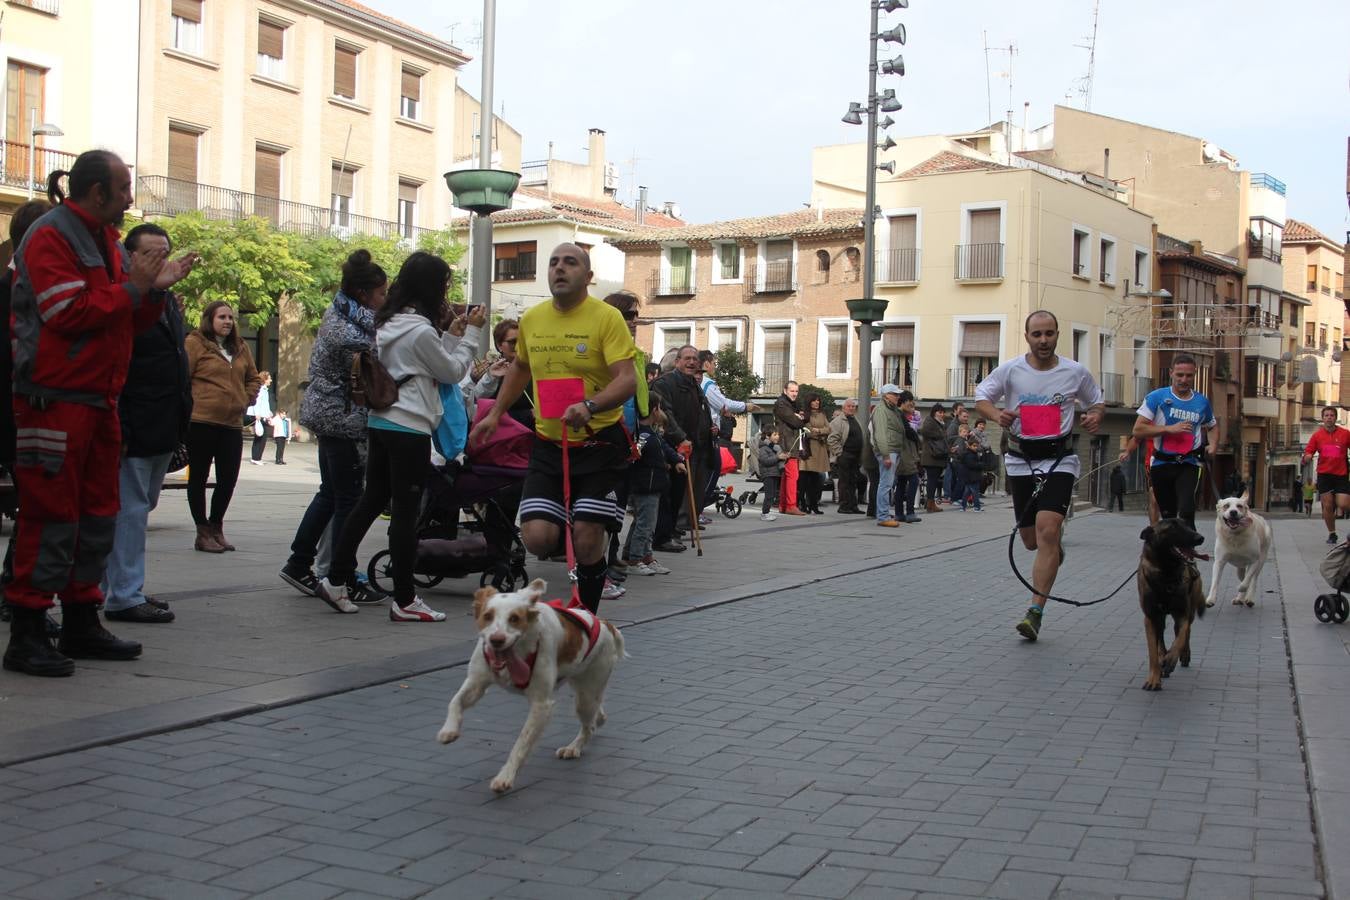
[366,397,532,595]
[1315,541,1350,623]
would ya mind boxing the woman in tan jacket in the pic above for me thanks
[799,393,832,514]
[184,301,262,552]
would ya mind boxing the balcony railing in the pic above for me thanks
[646,270,695,298]
[1100,372,1125,406]
[953,243,1003,280]
[1244,384,1278,399]
[1243,308,1281,331]
[1250,172,1287,196]
[1247,233,1282,263]
[748,260,796,295]
[137,175,431,242]
[10,0,60,13]
[1,140,79,193]
[871,367,917,393]
[760,361,790,396]
[876,248,919,283]
[1133,376,1153,407]
[946,368,986,398]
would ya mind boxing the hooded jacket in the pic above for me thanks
[185,331,262,428]
[372,311,481,435]
[299,292,376,440]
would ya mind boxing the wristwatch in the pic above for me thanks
[583,399,599,415]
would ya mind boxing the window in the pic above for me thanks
[844,247,861,281]
[1320,325,1328,350]
[397,180,419,239]
[331,164,354,227]
[1099,236,1116,284]
[254,145,282,223]
[1305,322,1316,348]
[165,125,200,212]
[881,325,915,388]
[493,241,537,281]
[664,246,694,294]
[815,249,831,282]
[1071,228,1090,278]
[712,242,741,283]
[759,325,792,394]
[1322,267,1331,295]
[1134,249,1149,290]
[955,322,999,396]
[758,238,795,292]
[885,213,918,281]
[654,322,695,361]
[171,0,203,54]
[1072,328,1088,365]
[1248,217,1282,262]
[1308,264,1318,292]
[400,66,421,119]
[333,43,359,100]
[817,320,849,378]
[957,206,1003,279]
[709,322,741,351]
[256,17,285,79]
[5,63,46,184]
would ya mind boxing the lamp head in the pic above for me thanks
[878,89,902,113]
[879,0,909,10]
[32,123,63,138]
[841,102,864,126]
[881,55,905,77]
[877,161,896,175]
[878,135,896,152]
[878,23,907,45]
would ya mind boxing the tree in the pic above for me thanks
[713,347,760,401]
[793,382,839,413]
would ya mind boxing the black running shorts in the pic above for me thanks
[519,424,630,528]
[1008,471,1075,526]
[1316,473,1350,496]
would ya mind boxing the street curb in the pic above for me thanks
[0,528,1010,767]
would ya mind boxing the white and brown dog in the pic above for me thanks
[436,579,625,794]
[1206,492,1273,608]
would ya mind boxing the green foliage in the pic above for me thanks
[794,382,838,413]
[713,347,761,401]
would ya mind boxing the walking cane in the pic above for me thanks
[682,450,704,557]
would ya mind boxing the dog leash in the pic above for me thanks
[560,429,583,609]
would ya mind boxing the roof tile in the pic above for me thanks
[608,208,864,247]
[483,188,684,232]
[1284,218,1343,249]
[897,151,1011,179]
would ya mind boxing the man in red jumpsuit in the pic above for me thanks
[4,150,196,676]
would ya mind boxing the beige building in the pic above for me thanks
[0,0,138,247]
[1282,218,1346,421]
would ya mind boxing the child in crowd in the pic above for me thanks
[757,426,786,522]
[623,397,684,576]
[957,437,984,511]
[271,410,291,465]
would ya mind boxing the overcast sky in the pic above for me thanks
[380,0,1348,238]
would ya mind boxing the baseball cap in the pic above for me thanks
[880,383,901,396]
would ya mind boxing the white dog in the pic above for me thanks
[436,579,625,793]
[1206,492,1272,608]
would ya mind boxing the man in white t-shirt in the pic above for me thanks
[975,310,1104,642]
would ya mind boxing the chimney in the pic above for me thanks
[636,185,647,225]
[587,128,606,200]
[1190,240,1204,257]
[1103,147,1110,181]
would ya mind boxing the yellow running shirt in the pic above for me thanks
[516,296,636,442]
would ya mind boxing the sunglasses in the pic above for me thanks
[622,310,640,321]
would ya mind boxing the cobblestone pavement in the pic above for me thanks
[0,512,1327,899]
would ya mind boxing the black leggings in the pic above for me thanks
[186,422,243,525]
[329,428,430,607]
[1150,464,1200,529]
[924,465,944,502]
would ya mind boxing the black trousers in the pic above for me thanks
[924,465,944,502]
[186,422,242,525]
[251,432,268,461]
[330,428,430,606]
[1111,489,1125,511]
[1150,464,1200,529]
[836,452,861,510]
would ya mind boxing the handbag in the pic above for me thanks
[167,443,190,473]
[796,431,811,460]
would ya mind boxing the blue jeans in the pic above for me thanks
[875,453,898,521]
[101,452,173,612]
[287,435,365,572]
[623,492,662,561]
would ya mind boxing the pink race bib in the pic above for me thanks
[1019,405,1060,438]
[536,378,585,419]
[1161,429,1193,454]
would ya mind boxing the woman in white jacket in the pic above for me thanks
[317,252,483,621]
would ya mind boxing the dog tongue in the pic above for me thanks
[504,653,532,685]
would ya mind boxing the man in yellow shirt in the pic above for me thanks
[469,243,637,612]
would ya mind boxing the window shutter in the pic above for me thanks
[763,327,790,361]
[255,147,281,198]
[494,242,519,261]
[398,181,419,203]
[880,325,914,355]
[258,20,284,58]
[401,68,421,101]
[827,325,847,372]
[172,0,202,23]
[888,214,916,250]
[167,127,198,182]
[969,209,1000,245]
[331,165,354,197]
[960,322,999,355]
[333,45,357,98]
[765,239,793,263]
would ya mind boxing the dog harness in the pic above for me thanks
[482,599,602,690]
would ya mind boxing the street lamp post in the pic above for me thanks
[28,108,63,200]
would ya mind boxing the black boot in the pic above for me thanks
[3,606,75,677]
[57,603,141,661]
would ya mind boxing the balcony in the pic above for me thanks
[1243,384,1279,419]
[871,367,917,394]
[1250,172,1287,196]
[946,368,986,398]
[746,260,796,296]
[1,140,78,195]
[645,271,695,298]
[876,248,919,283]
[137,175,431,242]
[760,361,790,396]
[1242,308,1281,332]
[1133,376,1153,407]
[953,243,1003,280]
[1100,372,1125,406]
[9,0,59,13]
[1247,232,1282,263]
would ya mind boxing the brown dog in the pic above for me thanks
[1137,518,1208,691]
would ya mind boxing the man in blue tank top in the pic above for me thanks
[1132,353,1217,530]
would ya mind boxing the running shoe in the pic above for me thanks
[1329,532,1339,545]
[600,579,626,601]
[348,580,386,604]
[760,512,778,522]
[389,597,445,622]
[1016,606,1043,641]
[631,562,657,576]
[315,578,358,614]
[643,558,671,575]
[279,565,319,597]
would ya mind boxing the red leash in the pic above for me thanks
[560,429,582,609]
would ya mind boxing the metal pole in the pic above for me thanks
[856,1,880,441]
[472,0,497,353]
[27,107,36,200]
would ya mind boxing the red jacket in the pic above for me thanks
[10,202,162,408]
[1305,426,1350,477]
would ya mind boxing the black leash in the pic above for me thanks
[1004,450,1137,608]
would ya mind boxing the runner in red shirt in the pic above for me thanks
[1302,405,1350,544]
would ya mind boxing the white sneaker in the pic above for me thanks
[315,578,358,614]
[632,562,657,576]
[250,459,265,466]
[600,579,626,600]
[761,512,778,522]
[643,559,672,575]
[389,596,446,622]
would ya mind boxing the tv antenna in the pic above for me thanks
[1073,0,1101,111]
[983,35,1016,126]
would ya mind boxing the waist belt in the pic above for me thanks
[1153,446,1205,464]
[1006,435,1070,461]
